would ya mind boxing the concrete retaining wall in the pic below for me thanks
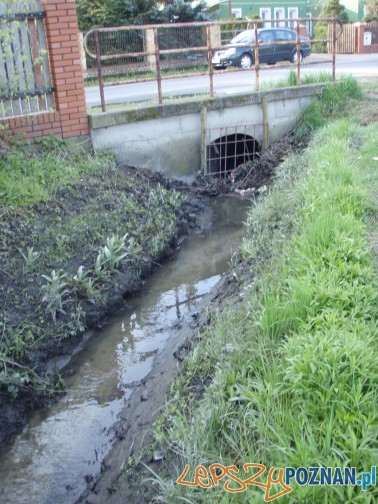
[89,84,324,181]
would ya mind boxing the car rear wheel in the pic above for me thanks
[291,50,303,63]
[239,53,253,69]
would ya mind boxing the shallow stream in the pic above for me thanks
[0,196,251,504]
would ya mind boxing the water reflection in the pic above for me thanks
[0,196,251,504]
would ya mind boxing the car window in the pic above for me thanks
[275,30,295,41]
[231,31,254,44]
[257,31,274,43]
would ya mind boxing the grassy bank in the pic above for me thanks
[149,84,378,502]
[0,139,192,413]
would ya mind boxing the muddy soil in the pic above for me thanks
[0,162,205,446]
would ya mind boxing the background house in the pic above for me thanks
[213,0,367,36]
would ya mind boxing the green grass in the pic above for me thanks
[259,76,363,136]
[151,114,378,501]
[295,76,364,139]
[261,70,333,91]
[0,136,106,206]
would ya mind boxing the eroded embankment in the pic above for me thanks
[0,195,254,504]
[0,145,204,445]
[0,134,293,497]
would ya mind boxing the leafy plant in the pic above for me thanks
[66,304,86,337]
[95,233,142,274]
[18,246,40,271]
[70,266,99,302]
[34,134,68,152]
[71,265,90,291]
[41,270,70,323]
[94,253,111,282]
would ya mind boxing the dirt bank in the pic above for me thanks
[0,155,206,445]
[0,129,288,462]
[1,124,288,443]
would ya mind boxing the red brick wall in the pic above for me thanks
[356,23,378,54]
[0,0,89,141]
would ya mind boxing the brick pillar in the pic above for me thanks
[209,25,221,50]
[145,29,156,69]
[42,0,89,137]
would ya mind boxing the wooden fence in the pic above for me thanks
[330,23,356,53]
[0,0,54,118]
[328,20,378,54]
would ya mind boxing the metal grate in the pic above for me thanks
[0,88,55,118]
[205,124,261,177]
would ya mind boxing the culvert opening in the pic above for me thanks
[206,131,261,178]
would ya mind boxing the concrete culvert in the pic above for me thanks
[207,134,260,177]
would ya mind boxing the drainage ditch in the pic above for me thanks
[0,196,252,504]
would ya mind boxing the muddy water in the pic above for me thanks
[0,196,251,504]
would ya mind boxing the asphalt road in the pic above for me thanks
[85,53,378,108]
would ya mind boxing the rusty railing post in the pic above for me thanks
[253,20,259,91]
[296,20,301,85]
[200,106,207,174]
[262,95,269,150]
[94,30,106,112]
[332,18,336,82]
[153,27,163,104]
[206,25,214,98]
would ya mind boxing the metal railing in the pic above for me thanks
[84,18,343,112]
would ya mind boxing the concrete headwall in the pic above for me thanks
[89,84,324,180]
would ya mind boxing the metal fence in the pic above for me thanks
[0,0,54,118]
[84,18,343,112]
